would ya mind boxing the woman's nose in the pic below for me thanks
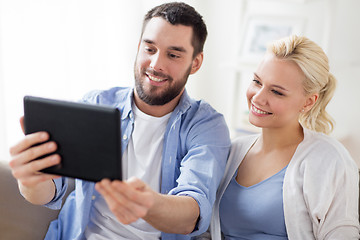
[252,88,267,105]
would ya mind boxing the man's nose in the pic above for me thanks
[149,53,165,72]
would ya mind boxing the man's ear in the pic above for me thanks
[303,93,319,112]
[190,52,203,74]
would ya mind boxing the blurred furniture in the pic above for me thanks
[0,161,358,240]
[0,161,74,240]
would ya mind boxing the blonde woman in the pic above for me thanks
[201,35,360,239]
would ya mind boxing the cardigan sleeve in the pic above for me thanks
[301,139,360,239]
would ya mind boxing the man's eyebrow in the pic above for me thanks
[169,46,187,53]
[143,39,154,45]
[143,39,187,53]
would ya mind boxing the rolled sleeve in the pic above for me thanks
[44,177,68,210]
[170,188,212,235]
[168,110,230,235]
[169,146,228,235]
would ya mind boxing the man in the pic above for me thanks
[9,2,230,239]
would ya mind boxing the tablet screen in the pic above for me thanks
[23,96,122,182]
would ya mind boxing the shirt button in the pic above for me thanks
[123,134,127,140]
[92,195,96,200]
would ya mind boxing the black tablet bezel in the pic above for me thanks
[23,96,122,182]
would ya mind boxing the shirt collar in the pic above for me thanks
[123,88,192,120]
[121,88,135,120]
[172,88,192,115]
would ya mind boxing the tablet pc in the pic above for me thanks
[23,96,122,182]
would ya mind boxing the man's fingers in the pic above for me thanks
[9,140,57,168]
[20,116,25,134]
[96,180,139,223]
[25,154,61,174]
[9,131,50,157]
[11,154,61,179]
[111,181,150,217]
[19,173,56,188]
[96,180,136,207]
[106,195,143,224]
[126,177,147,191]
[113,180,154,208]
[96,180,149,223]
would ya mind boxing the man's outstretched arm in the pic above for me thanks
[96,177,199,234]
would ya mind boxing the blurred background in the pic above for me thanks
[0,0,359,167]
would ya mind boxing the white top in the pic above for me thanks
[122,102,171,192]
[85,103,171,240]
[198,127,360,240]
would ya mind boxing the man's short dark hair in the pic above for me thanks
[142,2,208,58]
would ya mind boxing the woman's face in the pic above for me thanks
[246,54,310,129]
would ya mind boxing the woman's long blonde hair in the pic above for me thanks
[268,35,336,134]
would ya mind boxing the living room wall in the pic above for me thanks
[0,0,359,167]
[194,0,360,167]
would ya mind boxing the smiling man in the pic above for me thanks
[133,16,203,117]
[9,2,231,240]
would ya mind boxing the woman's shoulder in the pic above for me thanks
[230,133,259,153]
[303,129,349,155]
[232,133,259,144]
[299,128,357,170]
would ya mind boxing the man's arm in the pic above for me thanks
[96,177,199,234]
[8,117,61,205]
[145,194,199,234]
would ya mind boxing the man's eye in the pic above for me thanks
[145,47,155,53]
[168,53,180,58]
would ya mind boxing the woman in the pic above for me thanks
[200,35,360,239]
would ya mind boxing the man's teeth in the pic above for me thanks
[252,105,270,114]
[148,75,164,82]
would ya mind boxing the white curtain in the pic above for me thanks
[0,0,207,160]
[0,0,146,159]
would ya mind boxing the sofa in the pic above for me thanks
[0,161,74,240]
[0,161,359,239]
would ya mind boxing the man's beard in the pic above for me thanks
[134,64,191,106]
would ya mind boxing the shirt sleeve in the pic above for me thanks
[168,104,231,236]
[44,177,68,210]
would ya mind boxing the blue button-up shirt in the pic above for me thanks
[44,87,231,240]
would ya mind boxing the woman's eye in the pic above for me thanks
[272,90,284,96]
[253,79,261,85]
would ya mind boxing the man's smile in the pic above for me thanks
[147,73,167,82]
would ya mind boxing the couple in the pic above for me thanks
[8,2,359,239]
